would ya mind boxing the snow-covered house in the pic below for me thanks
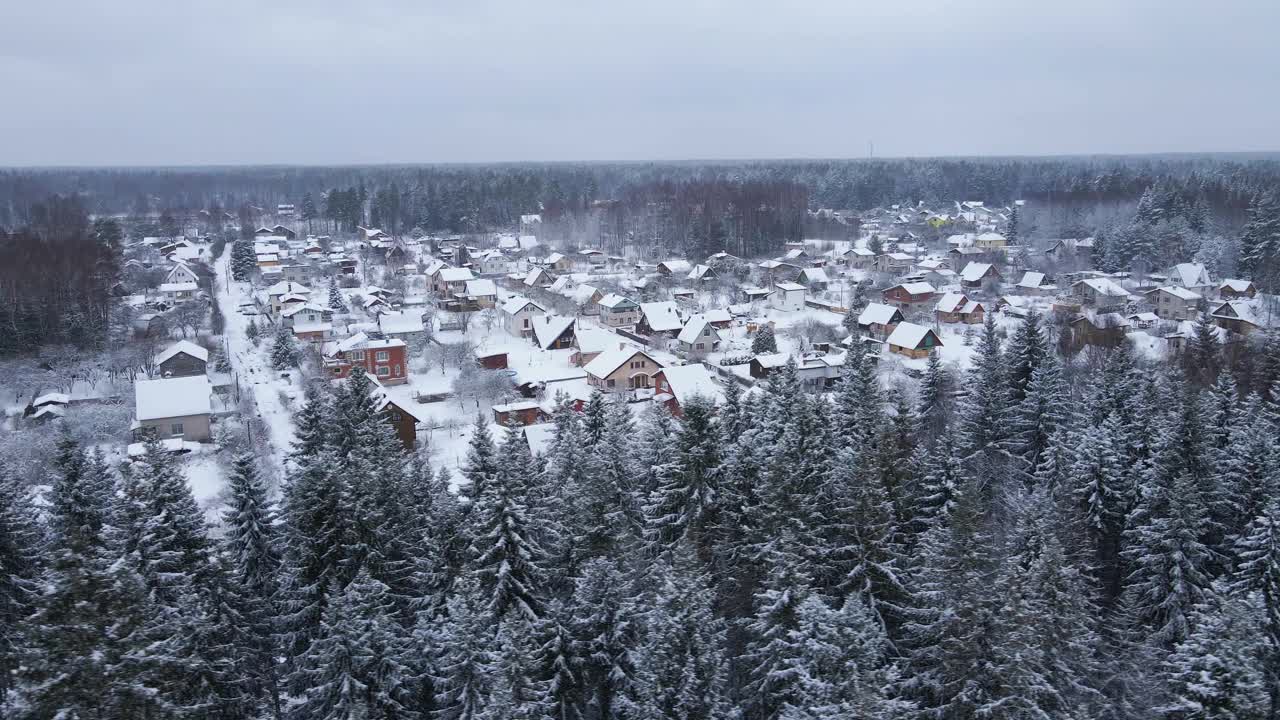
[657,259,693,276]
[797,267,830,291]
[133,375,213,442]
[687,264,717,283]
[653,363,725,417]
[639,301,684,337]
[377,311,428,342]
[598,294,641,328]
[1218,279,1257,300]
[322,333,409,385]
[500,297,547,338]
[1146,286,1202,321]
[882,282,938,311]
[524,267,557,289]
[584,346,665,392]
[1168,263,1213,294]
[1071,278,1131,309]
[155,341,209,378]
[531,314,577,351]
[886,322,943,359]
[934,293,985,324]
[857,303,904,337]
[958,262,1000,288]
[770,282,806,312]
[677,314,722,359]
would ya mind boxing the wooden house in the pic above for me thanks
[885,322,943,359]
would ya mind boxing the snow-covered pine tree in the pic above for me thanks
[327,277,348,312]
[0,465,45,702]
[1230,502,1280,718]
[916,349,952,441]
[634,550,730,720]
[752,324,778,355]
[289,570,419,720]
[1005,310,1047,405]
[1069,411,1132,603]
[432,580,497,720]
[270,324,301,370]
[955,312,1013,505]
[1183,316,1221,386]
[468,425,547,623]
[1239,191,1280,292]
[484,620,552,720]
[1011,350,1072,483]
[580,390,608,446]
[570,558,642,720]
[223,452,286,719]
[14,438,163,718]
[740,545,810,720]
[644,394,721,565]
[1158,584,1270,720]
[462,413,499,507]
[536,599,583,720]
[779,594,914,720]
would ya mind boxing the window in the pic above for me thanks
[377,367,390,377]
[390,411,402,421]
[703,328,711,336]
[695,343,704,350]
[524,318,530,328]
[170,423,184,437]
[607,378,616,388]
[376,350,389,362]
[332,367,342,375]
[350,350,365,361]
[394,364,401,376]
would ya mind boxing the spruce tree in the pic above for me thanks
[0,466,44,703]
[1231,502,1280,718]
[1006,310,1047,405]
[644,395,722,565]
[1239,191,1280,292]
[432,580,496,720]
[570,558,642,720]
[270,324,301,370]
[741,551,809,720]
[223,452,286,719]
[916,349,952,441]
[328,277,348,312]
[752,324,778,355]
[955,312,1013,502]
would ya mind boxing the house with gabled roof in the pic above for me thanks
[687,264,717,283]
[677,314,723,358]
[598,293,640,328]
[934,293,985,324]
[1145,286,1202,321]
[1168,263,1213,293]
[500,297,547,338]
[657,259,692,276]
[882,282,938,311]
[155,341,209,378]
[531,315,577,350]
[958,262,1000,288]
[584,347,665,392]
[639,301,684,337]
[1211,300,1273,336]
[133,375,213,442]
[886,322,943,359]
[1071,278,1131,309]
[523,267,557,289]
[857,303,904,337]
[1218,279,1256,300]
[654,364,725,417]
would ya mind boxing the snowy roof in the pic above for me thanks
[438,268,475,283]
[1152,285,1202,302]
[896,282,937,296]
[493,400,542,413]
[598,293,636,310]
[135,376,212,420]
[1212,300,1268,327]
[522,424,558,456]
[774,282,806,292]
[1017,271,1046,289]
[976,232,1006,242]
[378,312,426,335]
[33,392,70,407]
[753,352,790,368]
[546,252,566,264]
[701,308,731,324]
[1220,279,1254,292]
[159,282,199,293]
[744,286,774,297]
[677,315,718,345]
[524,268,552,286]
[501,297,545,316]
[886,322,940,350]
[464,279,497,297]
[1074,278,1130,298]
[935,292,969,314]
[584,346,662,379]
[266,281,310,296]
[659,260,692,274]
[1171,262,1210,288]
[799,267,829,283]
[155,340,209,365]
[280,303,330,317]
[858,303,902,326]
[532,315,575,350]
[575,327,623,355]
[959,262,994,283]
[518,235,539,250]
[687,264,715,280]
[640,301,684,332]
[656,364,724,406]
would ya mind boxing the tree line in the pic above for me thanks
[4,313,1280,719]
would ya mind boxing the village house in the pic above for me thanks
[1015,271,1056,295]
[133,375,213,442]
[975,232,1007,250]
[934,293,985,324]
[523,267,557,289]
[377,311,428,343]
[463,279,498,309]
[1219,279,1257,300]
[687,264,717,283]
[876,252,916,274]
[639,301,684,337]
[1071,278,1131,309]
[598,294,641,328]
[757,259,802,284]
[1045,237,1095,260]
[1146,286,1202,321]
[544,253,573,272]
[797,267,830,291]
[584,347,665,392]
[474,347,509,370]
[532,315,577,350]
[677,314,722,359]
[653,363,725,417]
[1069,312,1130,348]
[771,282,807,312]
[28,392,70,423]
[264,281,312,316]
[1211,300,1272,336]
[657,259,693,276]
[855,303,903,338]
[493,400,545,427]
[1168,263,1214,294]
[165,261,200,285]
[500,297,547,338]
[882,282,938,312]
[432,267,476,297]
[571,328,619,368]
[958,262,1000,289]
[567,284,604,315]
[155,340,209,378]
[886,322,943,359]
[323,333,409,385]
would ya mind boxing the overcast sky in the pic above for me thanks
[2,0,1277,166]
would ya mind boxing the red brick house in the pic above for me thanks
[323,333,409,385]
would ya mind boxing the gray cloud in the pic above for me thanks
[2,0,1277,165]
